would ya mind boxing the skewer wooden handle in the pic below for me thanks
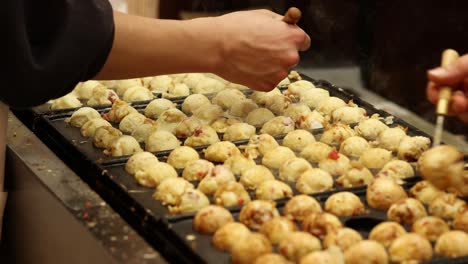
[436,49,459,115]
[282,7,302,24]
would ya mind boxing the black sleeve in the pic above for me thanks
[2,0,115,108]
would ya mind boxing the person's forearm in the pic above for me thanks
[95,12,222,80]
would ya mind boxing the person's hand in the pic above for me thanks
[427,54,468,122]
[211,9,311,91]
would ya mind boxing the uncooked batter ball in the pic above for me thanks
[204,141,240,163]
[134,162,177,188]
[285,80,315,99]
[183,73,205,90]
[238,200,280,230]
[354,118,389,141]
[181,94,210,114]
[223,154,256,176]
[339,136,370,158]
[114,78,143,96]
[119,112,147,134]
[167,146,200,169]
[253,253,291,264]
[239,165,275,190]
[435,231,468,257]
[297,111,326,133]
[262,146,296,169]
[344,240,388,264]
[182,159,214,181]
[265,94,292,115]
[192,103,224,124]
[230,233,272,264]
[279,158,312,182]
[302,212,342,239]
[155,108,187,133]
[323,228,363,251]
[320,123,355,146]
[50,94,82,110]
[165,83,190,98]
[296,168,333,194]
[153,177,194,205]
[278,231,322,263]
[193,76,226,94]
[369,221,407,248]
[81,117,111,137]
[184,125,220,147]
[256,180,293,200]
[409,180,444,205]
[375,126,407,152]
[122,85,153,102]
[66,107,101,127]
[299,88,330,109]
[397,136,431,161]
[145,130,181,152]
[318,150,351,176]
[212,89,246,110]
[366,177,407,210]
[412,216,449,241]
[210,117,242,134]
[250,88,282,105]
[336,163,374,187]
[131,120,158,143]
[387,198,427,225]
[93,126,122,149]
[73,80,101,99]
[282,130,316,152]
[212,222,251,252]
[316,97,347,116]
[389,233,433,263]
[125,151,158,175]
[324,192,365,217]
[197,165,235,195]
[283,195,322,222]
[223,123,256,141]
[331,106,366,125]
[229,99,258,117]
[106,100,138,123]
[104,135,142,157]
[299,142,333,163]
[213,181,251,207]
[193,205,234,234]
[260,116,295,136]
[377,160,414,182]
[358,148,393,169]
[454,210,468,232]
[144,98,176,119]
[245,108,275,128]
[260,216,298,244]
[283,103,311,122]
[168,188,210,214]
[148,75,171,94]
[429,193,467,220]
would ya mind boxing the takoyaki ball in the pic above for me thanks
[375,126,407,152]
[296,168,333,194]
[144,98,176,119]
[204,141,241,163]
[226,82,249,90]
[339,136,370,158]
[167,146,200,169]
[387,198,427,225]
[299,142,333,163]
[114,78,143,96]
[320,123,356,146]
[104,135,142,157]
[260,116,295,136]
[210,117,241,134]
[148,75,172,94]
[153,177,194,205]
[260,217,298,244]
[184,125,220,147]
[119,112,147,134]
[168,188,210,214]
[283,195,322,222]
[302,212,343,239]
[183,73,205,90]
[454,210,468,232]
[193,205,234,235]
[212,222,251,252]
[354,118,389,141]
[134,162,177,188]
[182,159,214,181]
[174,117,204,138]
[316,97,347,116]
[336,163,374,188]
[212,89,246,110]
[412,216,449,242]
[299,88,330,109]
[155,108,187,133]
[323,228,363,251]
[181,94,210,114]
[279,158,313,182]
[247,134,280,157]
[409,180,444,205]
[239,165,275,190]
[73,80,101,99]
[195,77,226,94]
[389,233,433,263]
[435,231,468,257]
[429,193,467,220]
[254,253,291,264]
[331,106,366,125]
[81,118,111,137]
[164,83,190,98]
[358,148,393,169]
[369,221,407,248]
[223,123,256,141]
[366,177,408,210]
[318,151,351,176]
[131,121,158,143]
[197,165,236,195]
[50,94,82,110]
[324,192,365,217]
[250,88,282,105]
[265,94,292,115]
[417,145,465,192]
[145,130,181,152]
[284,80,315,99]
[288,70,302,81]
[282,130,316,152]
[278,231,322,263]
[66,107,101,127]
[192,103,224,124]
[256,180,293,200]
[238,200,280,230]
[125,151,158,175]
[93,126,123,149]
[106,100,138,123]
[397,136,431,161]
[169,73,187,84]
[140,76,153,88]
[377,160,414,182]
[87,86,118,106]
[299,248,344,264]
[296,110,326,130]
[213,181,251,207]
[231,233,273,264]
[122,85,153,102]
[344,240,388,264]
[229,99,258,117]
[245,108,275,128]
[283,103,312,123]
[223,154,256,176]
[262,146,296,169]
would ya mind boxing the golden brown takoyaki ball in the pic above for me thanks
[368,221,407,248]
[435,231,468,257]
[388,233,433,263]
[238,200,280,230]
[324,192,365,217]
[387,198,427,226]
[259,217,298,245]
[231,233,272,264]
[302,212,343,239]
[366,177,407,210]
[278,231,322,263]
[212,222,251,252]
[412,216,449,242]
[323,228,363,251]
[193,205,234,235]
[344,240,388,264]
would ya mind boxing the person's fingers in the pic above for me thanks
[299,33,311,52]
[450,90,468,114]
[252,9,283,19]
[426,82,439,104]
[428,54,468,86]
